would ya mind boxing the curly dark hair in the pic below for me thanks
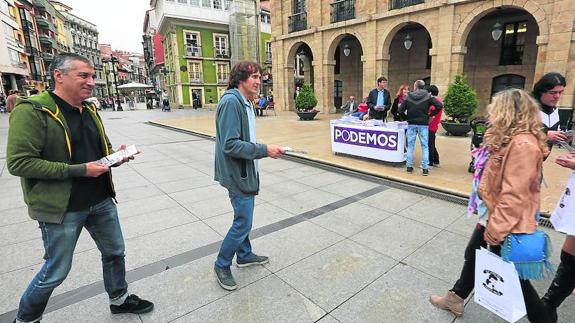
[228,61,262,90]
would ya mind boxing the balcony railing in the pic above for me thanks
[217,76,228,84]
[42,52,54,60]
[389,0,425,10]
[331,0,355,23]
[214,48,229,58]
[288,12,307,33]
[189,73,203,83]
[265,51,272,63]
[185,45,202,57]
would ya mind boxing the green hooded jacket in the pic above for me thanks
[6,91,115,223]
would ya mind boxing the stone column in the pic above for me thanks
[533,35,548,85]
[432,4,457,95]
[317,60,336,114]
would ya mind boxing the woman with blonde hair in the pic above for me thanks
[430,89,554,322]
[390,84,409,121]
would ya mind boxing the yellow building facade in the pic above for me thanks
[271,0,575,114]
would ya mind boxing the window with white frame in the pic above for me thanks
[8,49,20,65]
[214,34,228,57]
[202,0,211,7]
[224,0,232,10]
[177,0,187,4]
[190,0,199,5]
[188,61,202,82]
[213,0,222,9]
[216,63,229,83]
[184,31,201,57]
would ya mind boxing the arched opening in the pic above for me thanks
[388,23,432,95]
[463,8,539,111]
[329,34,364,111]
[285,41,314,111]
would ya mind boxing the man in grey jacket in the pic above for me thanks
[214,61,284,290]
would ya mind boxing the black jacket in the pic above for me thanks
[398,89,443,125]
[367,88,391,120]
[390,96,404,121]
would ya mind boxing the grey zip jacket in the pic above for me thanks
[214,89,268,195]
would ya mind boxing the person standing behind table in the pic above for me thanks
[532,72,570,150]
[367,76,391,121]
[6,89,19,112]
[398,80,443,176]
[213,61,285,291]
[342,96,357,115]
[7,53,154,323]
[390,84,409,121]
[427,85,443,167]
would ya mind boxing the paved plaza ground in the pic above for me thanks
[0,109,574,323]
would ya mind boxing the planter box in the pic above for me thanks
[297,111,318,121]
[441,120,471,136]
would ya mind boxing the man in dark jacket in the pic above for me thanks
[367,76,391,120]
[7,53,153,323]
[399,80,443,176]
[214,61,284,291]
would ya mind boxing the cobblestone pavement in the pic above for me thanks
[0,109,573,323]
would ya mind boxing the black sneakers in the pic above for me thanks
[423,169,429,176]
[407,167,414,173]
[110,294,154,314]
[237,254,269,268]
[214,266,237,290]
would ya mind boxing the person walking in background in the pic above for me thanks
[367,76,391,121]
[161,89,170,111]
[213,61,285,291]
[7,53,154,323]
[430,89,554,323]
[390,84,409,121]
[427,85,442,167]
[399,80,443,176]
[6,89,19,112]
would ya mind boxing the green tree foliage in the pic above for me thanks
[295,84,318,112]
[443,74,478,122]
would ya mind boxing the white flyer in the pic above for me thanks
[98,145,138,166]
[551,172,575,236]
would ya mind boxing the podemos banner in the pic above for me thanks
[333,126,399,151]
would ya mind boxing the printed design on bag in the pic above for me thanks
[483,270,504,296]
[560,188,571,208]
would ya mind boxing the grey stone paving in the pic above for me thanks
[1,109,574,323]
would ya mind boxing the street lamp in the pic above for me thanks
[343,44,351,57]
[110,55,123,111]
[492,21,503,41]
[404,34,413,50]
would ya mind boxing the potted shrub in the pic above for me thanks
[441,74,478,136]
[295,83,319,120]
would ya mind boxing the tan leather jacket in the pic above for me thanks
[479,133,546,244]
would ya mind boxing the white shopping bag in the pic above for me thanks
[474,248,526,323]
[551,173,575,236]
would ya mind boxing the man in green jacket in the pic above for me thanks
[213,61,284,290]
[7,53,153,323]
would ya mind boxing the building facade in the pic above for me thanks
[32,0,59,84]
[150,0,272,108]
[0,0,29,94]
[15,0,46,92]
[143,8,165,94]
[52,1,105,97]
[271,0,575,114]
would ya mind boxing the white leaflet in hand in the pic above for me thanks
[99,145,138,166]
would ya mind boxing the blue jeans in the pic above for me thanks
[17,198,128,322]
[215,191,255,269]
[350,112,366,120]
[406,125,430,169]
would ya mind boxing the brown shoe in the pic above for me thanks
[429,291,464,316]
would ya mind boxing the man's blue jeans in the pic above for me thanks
[17,198,128,322]
[406,125,430,170]
[215,191,255,269]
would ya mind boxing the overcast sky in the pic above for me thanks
[58,0,151,54]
